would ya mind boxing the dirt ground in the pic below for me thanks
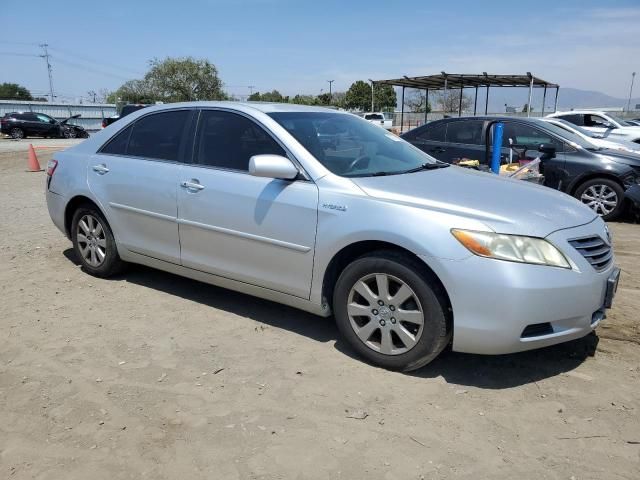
[1,144,639,480]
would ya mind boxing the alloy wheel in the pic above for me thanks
[580,184,618,216]
[10,128,24,139]
[347,273,424,355]
[76,214,107,267]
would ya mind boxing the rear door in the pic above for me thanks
[177,109,319,299]
[88,109,193,264]
[404,121,449,160]
[442,119,486,163]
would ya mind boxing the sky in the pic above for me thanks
[1,0,639,103]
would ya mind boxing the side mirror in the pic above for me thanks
[602,122,615,130]
[538,143,556,159]
[249,154,299,180]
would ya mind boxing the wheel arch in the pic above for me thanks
[568,172,625,196]
[64,195,104,238]
[321,240,452,321]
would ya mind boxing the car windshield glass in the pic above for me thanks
[607,114,633,126]
[268,112,438,177]
[548,119,600,138]
[530,119,593,149]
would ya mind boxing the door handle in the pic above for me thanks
[180,180,205,191]
[92,164,109,174]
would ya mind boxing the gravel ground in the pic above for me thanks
[1,150,639,479]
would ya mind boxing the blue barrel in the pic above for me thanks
[490,122,503,174]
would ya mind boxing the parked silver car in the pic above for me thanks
[45,102,620,371]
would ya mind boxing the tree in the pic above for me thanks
[317,93,332,105]
[404,89,431,113]
[345,80,372,111]
[0,83,33,100]
[522,103,534,113]
[374,84,397,111]
[260,90,285,102]
[145,57,225,102]
[291,94,318,106]
[433,90,472,113]
[107,57,226,105]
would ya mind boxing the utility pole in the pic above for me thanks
[327,80,334,104]
[88,90,97,103]
[248,85,255,96]
[39,43,55,102]
[626,72,636,112]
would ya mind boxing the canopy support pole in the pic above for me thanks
[458,85,463,117]
[485,85,490,115]
[424,88,429,124]
[527,73,534,118]
[554,87,559,112]
[400,86,405,134]
[474,86,478,116]
[541,86,547,117]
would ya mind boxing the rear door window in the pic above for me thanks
[127,110,191,161]
[415,122,447,142]
[557,114,584,126]
[445,120,484,145]
[100,125,133,155]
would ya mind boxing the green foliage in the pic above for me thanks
[0,83,33,100]
[374,84,397,111]
[247,90,288,103]
[291,94,319,105]
[345,80,372,111]
[107,57,226,104]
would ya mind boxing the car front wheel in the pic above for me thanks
[333,251,451,371]
[575,178,625,221]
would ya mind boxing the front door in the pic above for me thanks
[495,121,567,190]
[177,109,318,299]
[88,109,193,264]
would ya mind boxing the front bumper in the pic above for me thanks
[423,219,617,355]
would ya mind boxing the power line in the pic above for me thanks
[47,46,144,78]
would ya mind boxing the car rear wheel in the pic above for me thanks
[10,127,25,139]
[575,178,625,221]
[333,251,451,371]
[71,205,124,277]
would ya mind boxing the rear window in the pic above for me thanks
[557,114,584,126]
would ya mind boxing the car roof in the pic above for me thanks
[132,101,349,115]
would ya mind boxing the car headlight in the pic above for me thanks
[451,229,571,268]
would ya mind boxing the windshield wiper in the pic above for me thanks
[401,162,450,174]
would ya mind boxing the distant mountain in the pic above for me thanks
[471,87,640,113]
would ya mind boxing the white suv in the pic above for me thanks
[547,110,640,143]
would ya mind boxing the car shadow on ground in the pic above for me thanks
[64,248,599,389]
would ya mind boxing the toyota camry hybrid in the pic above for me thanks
[45,103,620,371]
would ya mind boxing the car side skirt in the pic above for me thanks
[122,250,331,318]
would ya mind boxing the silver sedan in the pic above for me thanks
[45,102,620,371]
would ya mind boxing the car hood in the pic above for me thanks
[596,149,640,168]
[60,114,81,125]
[351,166,597,238]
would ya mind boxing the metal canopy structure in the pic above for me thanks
[373,72,560,132]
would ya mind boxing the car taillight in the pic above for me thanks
[46,159,58,176]
[101,119,107,128]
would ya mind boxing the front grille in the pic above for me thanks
[568,236,612,272]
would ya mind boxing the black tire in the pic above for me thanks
[71,205,125,278]
[10,127,25,139]
[333,251,451,371]
[574,178,625,221]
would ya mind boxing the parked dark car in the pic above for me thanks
[1,112,89,139]
[101,104,150,128]
[401,116,640,220]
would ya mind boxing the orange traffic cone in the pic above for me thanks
[27,144,43,172]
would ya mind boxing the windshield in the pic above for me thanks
[531,119,595,149]
[607,114,634,127]
[268,112,439,177]
[547,118,600,139]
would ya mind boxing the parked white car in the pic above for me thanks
[547,110,640,143]
[541,117,640,155]
[363,112,393,130]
